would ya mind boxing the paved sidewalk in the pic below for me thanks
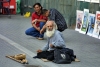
[0,15,100,67]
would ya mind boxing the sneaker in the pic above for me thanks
[38,38,44,40]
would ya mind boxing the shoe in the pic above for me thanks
[38,38,44,40]
[41,58,50,62]
[74,58,80,62]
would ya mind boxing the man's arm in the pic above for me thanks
[31,13,40,31]
[37,19,47,22]
[37,39,49,53]
[40,24,46,34]
[37,15,48,22]
[32,19,46,32]
[32,23,40,32]
[31,19,40,31]
[32,19,47,23]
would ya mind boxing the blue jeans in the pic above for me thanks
[25,22,45,38]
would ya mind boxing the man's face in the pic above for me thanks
[34,5,41,13]
[46,21,55,37]
[45,10,50,17]
[46,22,53,31]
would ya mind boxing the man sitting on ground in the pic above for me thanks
[33,20,80,62]
[34,20,66,61]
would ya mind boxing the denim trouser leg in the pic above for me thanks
[25,27,40,37]
[39,22,45,38]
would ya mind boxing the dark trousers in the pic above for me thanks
[37,51,54,61]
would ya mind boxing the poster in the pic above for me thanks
[92,11,100,38]
[75,10,83,31]
[91,0,99,3]
[80,9,89,34]
[87,13,95,36]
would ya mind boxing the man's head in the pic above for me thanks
[33,3,42,13]
[42,9,50,17]
[45,20,57,37]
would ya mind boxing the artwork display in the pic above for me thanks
[75,10,83,31]
[76,0,100,39]
[92,11,100,38]
[80,9,89,34]
[87,14,95,36]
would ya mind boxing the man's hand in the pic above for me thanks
[50,44,55,48]
[32,19,37,24]
[40,29,44,34]
[37,49,42,53]
[37,27,40,32]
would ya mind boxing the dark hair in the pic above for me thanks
[41,9,48,14]
[33,3,42,10]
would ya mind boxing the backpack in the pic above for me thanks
[53,48,76,64]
